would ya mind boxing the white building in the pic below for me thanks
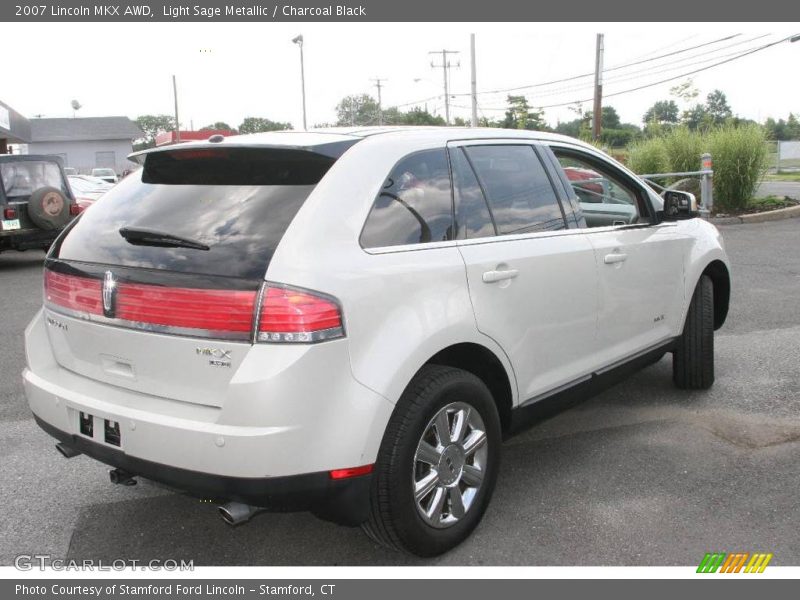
[27,117,143,175]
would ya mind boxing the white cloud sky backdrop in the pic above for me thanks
[3,22,799,130]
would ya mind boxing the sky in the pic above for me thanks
[3,22,799,132]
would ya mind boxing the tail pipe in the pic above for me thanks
[55,442,81,459]
[218,502,264,526]
[109,468,137,486]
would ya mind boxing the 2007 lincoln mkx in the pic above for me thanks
[23,127,730,556]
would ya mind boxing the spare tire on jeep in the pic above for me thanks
[27,187,72,230]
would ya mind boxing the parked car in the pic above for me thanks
[68,175,113,211]
[90,167,118,184]
[562,165,638,227]
[0,155,80,253]
[23,128,731,556]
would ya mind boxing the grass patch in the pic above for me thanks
[764,172,800,182]
[715,195,798,216]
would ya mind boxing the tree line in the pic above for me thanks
[132,80,799,150]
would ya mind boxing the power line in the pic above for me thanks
[471,36,778,110]
[429,49,460,124]
[451,33,743,98]
[532,35,796,110]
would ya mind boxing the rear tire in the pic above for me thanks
[673,275,714,389]
[363,365,501,557]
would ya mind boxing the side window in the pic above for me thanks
[450,147,495,239]
[463,145,566,235]
[360,149,453,248]
[553,150,643,228]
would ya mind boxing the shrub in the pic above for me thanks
[708,124,768,211]
[662,127,707,174]
[627,137,668,175]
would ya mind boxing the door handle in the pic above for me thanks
[482,269,519,283]
[604,252,628,265]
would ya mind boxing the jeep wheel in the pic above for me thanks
[673,274,714,389]
[27,187,71,230]
[363,365,501,556]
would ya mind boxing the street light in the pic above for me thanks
[292,34,307,130]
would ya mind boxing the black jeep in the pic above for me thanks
[0,155,79,253]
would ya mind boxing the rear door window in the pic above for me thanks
[1,161,68,199]
[54,147,350,280]
[463,145,566,235]
[360,149,453,248]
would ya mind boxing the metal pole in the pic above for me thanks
[371,78,386,126]
[701,153,713,214]
[592,33,604,141]
[442,50,450,125]
[776,141,781,173]
[470,34,478,127]
[299,43,307,131]
[172,75,180,143]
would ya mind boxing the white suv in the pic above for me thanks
[23,128,730,556]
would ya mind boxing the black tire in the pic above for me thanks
[26,187,71,230]
[363,365,502,557]
[673,274,714,389]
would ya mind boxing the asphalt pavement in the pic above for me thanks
[1,218,798,566]
[757,180,800,200]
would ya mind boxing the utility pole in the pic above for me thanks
[292,35,307,130]
[429,49,460,125]
[172,75,181,143]
[470,34,478,127]
[371,77,387,125]
[592,33,604,142]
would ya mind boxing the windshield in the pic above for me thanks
[55,147,347,280]
[1,161,67,199]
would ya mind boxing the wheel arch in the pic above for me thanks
[700,259,730,330]
[424,342,514,433]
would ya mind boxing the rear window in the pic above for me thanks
[1,160,67,199]
[54,147,343,280]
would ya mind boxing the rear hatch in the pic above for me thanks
[43,142,356,408]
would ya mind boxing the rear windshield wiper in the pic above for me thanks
[119,226,210,251]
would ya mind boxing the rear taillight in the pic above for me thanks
[43,270,343,344]
[69,203,82,216]
[257,285,344,343]
[3,207,17,219]
[44,270,103,315]
[115,283,256,337]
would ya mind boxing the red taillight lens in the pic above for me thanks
[44,270,103,315]
[329,464,374,480]
[115,283,256,336]
[257,286,344,343]
[3,207,17,219]
[69,203,82,216]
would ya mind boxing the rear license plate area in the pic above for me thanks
[77,411,122,447]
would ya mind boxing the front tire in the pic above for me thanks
[673,274,714,389]
[363,365,501,557]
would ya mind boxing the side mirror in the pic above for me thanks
[660,190,699,221]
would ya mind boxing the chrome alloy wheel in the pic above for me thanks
[413,401,488,528]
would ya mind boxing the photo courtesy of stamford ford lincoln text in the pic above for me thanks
[1,0,799,595]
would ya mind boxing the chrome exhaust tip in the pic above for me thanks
[218,502,262,526]
[55,442,81,459]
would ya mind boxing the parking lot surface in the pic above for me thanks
[1,219,798,566]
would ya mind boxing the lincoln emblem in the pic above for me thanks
[102,271,117,318]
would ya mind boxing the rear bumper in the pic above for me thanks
[0,227,59,250]
[34,415,371,525]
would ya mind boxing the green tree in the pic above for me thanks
[201,121,236,132]
[704,90,732,125]
[502,95,547,130]
[336,94,380,126]
[643,100,680,126]
[238,117,293,134]
[134,114,176,150]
